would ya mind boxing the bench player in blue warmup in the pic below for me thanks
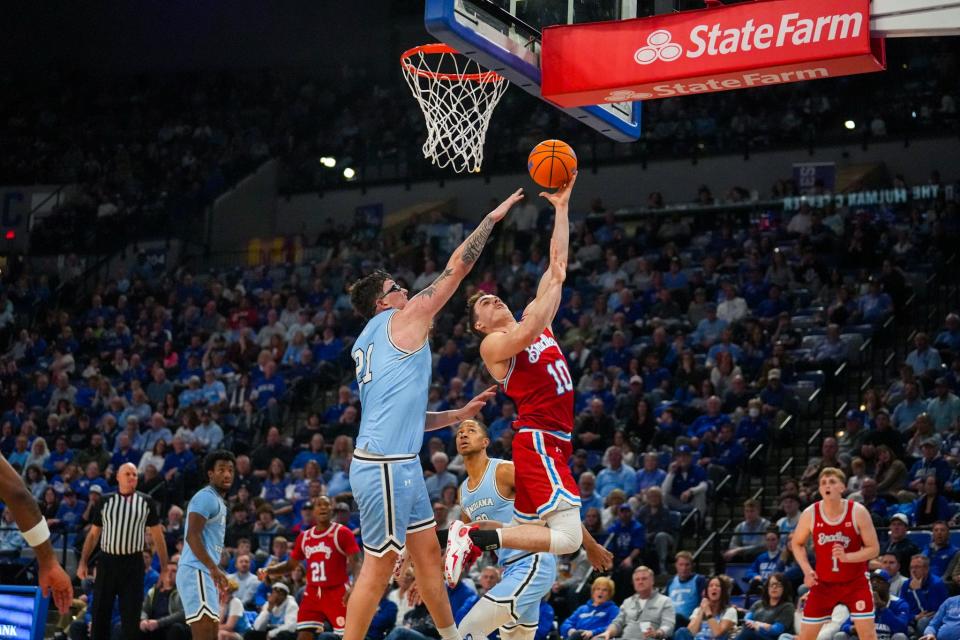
[176,450,236,640]
[454,419,612,640]
[343,188,523,640]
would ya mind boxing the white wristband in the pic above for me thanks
[21,518,50,547]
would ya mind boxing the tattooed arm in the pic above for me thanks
[391,188,523,350]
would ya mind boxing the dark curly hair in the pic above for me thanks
[349,270,392,320]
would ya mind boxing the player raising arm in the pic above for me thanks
[343,188,521,640]
[0,453,73,613]
[791,468,880,640]
[448,173,583,584]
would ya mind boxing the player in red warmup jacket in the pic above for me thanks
[259,496,360,638]
[791,467,881,640]
[446,171,612,587]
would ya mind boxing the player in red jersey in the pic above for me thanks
[258,496,360,639]
[446,172,596,586]
[791,467,881,640]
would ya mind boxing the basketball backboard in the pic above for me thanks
[424,0,644,141]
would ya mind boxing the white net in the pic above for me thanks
[401,44,509,174]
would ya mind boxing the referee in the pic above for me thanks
[78,462,169,640]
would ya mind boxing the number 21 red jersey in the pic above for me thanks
[290,523,360,590]
[500,327,574,434]
[810,499,867,584]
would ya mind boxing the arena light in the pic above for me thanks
[343,167,356,180]
[844,119,856,130]
[320,156,337,168]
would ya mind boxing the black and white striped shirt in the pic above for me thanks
[91,491,160,556]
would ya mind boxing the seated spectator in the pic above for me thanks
[635,452,667,498]
[808,324,848,370]
[838,569,909,640]
[759,369,794,419]
[800,437,844,495]
[599,566,675,640]
[691,303,727,348]
[745,529,786,591]
[908,440,953,491]
[676,575,737,640]
[139,559,188,640]
[923,521,959,581]
[935,313,960,356]
[667,551,708,628]
[699,422,746,485]
[251,582,298,638]
[736,399,769,450]
[636,487,678,574]
[854,278,894,325]
[907,332,944,380]
[717,282,748,325]
[723,499,771,562]
[775,493,802,540]
[217,579,253,639]
[578,471,603,517]
[596,447,637,498]
[927,377,960,433]
[902,554,949,636]
[425,452,457,503]
[575,398,617,455]
[892,382,927,432]
[914,475,956,526]
[663,446,708,517]
[736,573,795,640]
[852,478,889,527]
[607,504,645,592]
[883,515,921,576]
[686,396,731,444]
[560,577,620,640]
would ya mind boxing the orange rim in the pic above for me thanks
[400,43,504,84]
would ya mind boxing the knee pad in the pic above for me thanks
[544,507,583,555]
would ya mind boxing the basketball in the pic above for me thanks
[527,139,577,189]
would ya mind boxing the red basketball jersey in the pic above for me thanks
[291,523,359,589]
[811,499,867,584]
[501,327,574,434]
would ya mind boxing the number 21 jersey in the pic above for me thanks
[499,327,574,434]
[291,523,360,591]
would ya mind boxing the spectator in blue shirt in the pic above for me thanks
[746,529,786,590]
[560,577,620,640]
[252,361,286,416]
[578,374,617,414]
[45,436,74,473]
[178,376,206,408]
[840,569,909,640]
[809,324,848,368]
[71,461,109,499]
[908,442,953,491]
[934,313,960,354]
[736,399,769,450]
[139,413,173,453]
[596,447,637,498]
[687,396,731,442]
[50,489,86,531]
[200,370,227,406]
[901,554,949,635]
[291,434,328,473]
[667,552,708,626]
[578,471,604,518]
[906,332,942,378]
[109,432,141,472]
[756,284,791,324]
[435,339,463,383]
[706,329,745,367]
[923,521,959,580]
[161,436,196,482]
[700,423,746,484]
[663,446,708,516]
[602,331,631,373]
[893,383,927,432]
[636,452,667,496]
[691,304,727,348]
[921,594,960,640]
[855,279,894,325]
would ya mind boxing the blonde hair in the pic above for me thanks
[592,576,615,597]
[819,467,847,484]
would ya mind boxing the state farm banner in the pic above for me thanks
[541,0,885,106]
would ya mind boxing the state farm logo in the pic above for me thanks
[605,89,652,101]
[632,12,864,65]
[634,30,683,65]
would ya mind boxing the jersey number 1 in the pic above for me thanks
[831,555,839,572]
[353,344,374,385]
[546,361,574,395]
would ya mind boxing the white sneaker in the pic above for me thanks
[444,520,474,587]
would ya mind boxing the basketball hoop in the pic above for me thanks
[400,43,509,174]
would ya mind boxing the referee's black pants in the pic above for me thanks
[92,552,144,640]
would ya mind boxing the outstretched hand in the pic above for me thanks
[540,170,577,209]
[38,560,73,614]
[490,188,524,222]
[459,386,498,420]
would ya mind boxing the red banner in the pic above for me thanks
[541,0,885,106]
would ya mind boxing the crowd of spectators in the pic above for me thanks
[1,104,960,637]
[5,35,957,258]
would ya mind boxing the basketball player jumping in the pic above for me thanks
[259,496,360,639]
[790,468,880,640]
[454,419,612,640]
[446,172,592,584]
[343,188,522,640]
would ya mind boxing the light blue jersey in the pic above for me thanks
[460,458,524,565]
[458,457,557,628]
[353,309,431,456]
[177,485,228,624]
[180,485,227,573]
